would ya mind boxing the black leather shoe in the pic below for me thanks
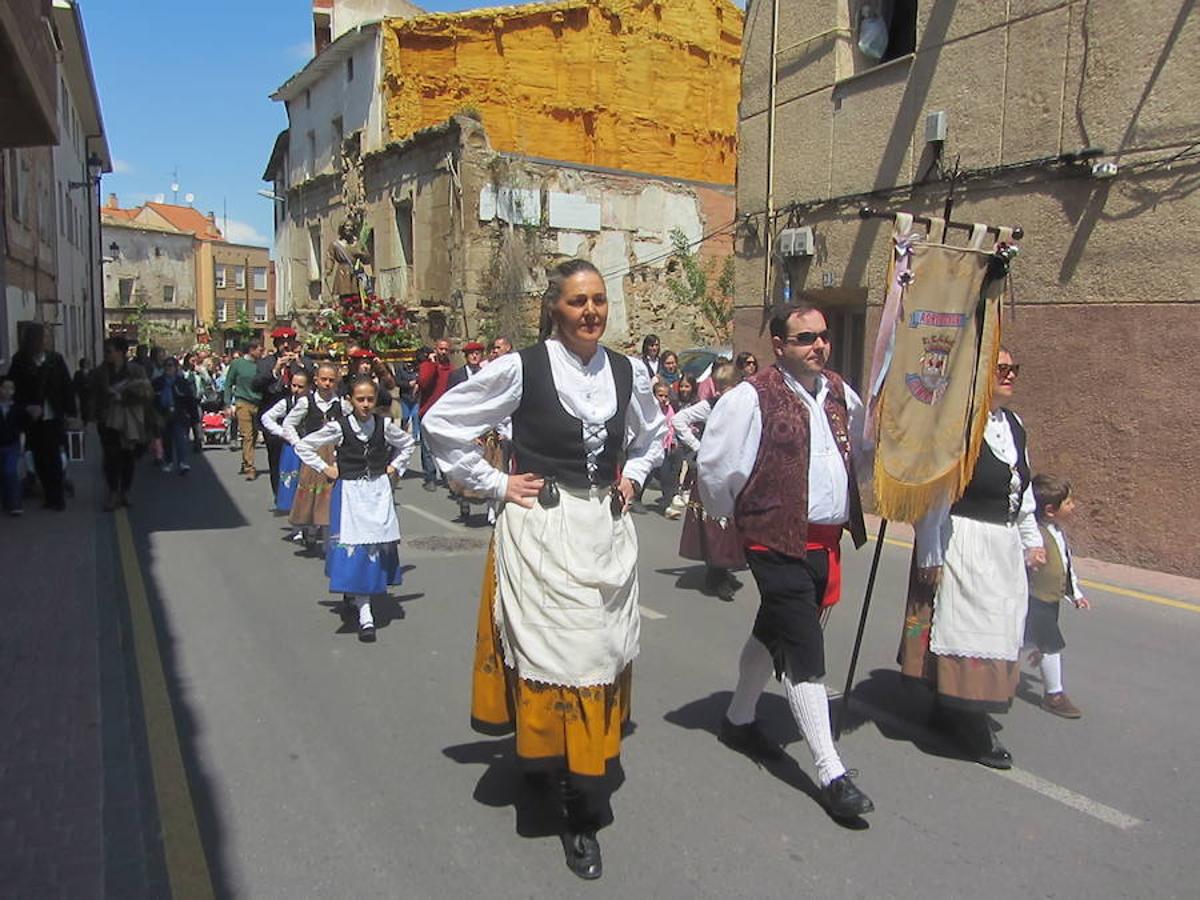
[975,729,1013,770]
[954,712,1013,769]
[358,623,376,643]
[821,771,874,818]
[562,830,602,880]
[718,717,784,761]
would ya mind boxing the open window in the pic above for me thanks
[856,0,917,65]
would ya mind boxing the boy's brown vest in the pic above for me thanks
[734,365,866,557]
[1029,523,1071,603]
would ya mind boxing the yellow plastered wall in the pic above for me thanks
[381,0,742,185]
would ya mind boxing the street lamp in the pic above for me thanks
[67,153,105,359]
[256,189,286,203]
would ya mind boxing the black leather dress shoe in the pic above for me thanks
[718,717,784,761]
[358,623,376,643]
[821,771,875,818]
[975,731,1013,770]
[562,830,602,880]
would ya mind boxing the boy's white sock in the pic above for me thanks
[1040,652,1064,694]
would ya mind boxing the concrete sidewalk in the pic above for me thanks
[0,440,166,898]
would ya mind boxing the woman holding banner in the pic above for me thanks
[899,348,1045,769]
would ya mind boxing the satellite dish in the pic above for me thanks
[170,182,180,193]
[185,193,195,204]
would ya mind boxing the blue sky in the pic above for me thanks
[83,0,535,250]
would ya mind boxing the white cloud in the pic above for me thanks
[111,158,134,174]
[222,218,270,246]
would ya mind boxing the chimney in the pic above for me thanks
[314,0,332,55]
[207,211,216,224]
[106,193,118,209]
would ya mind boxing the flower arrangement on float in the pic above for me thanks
[303,293,421,361]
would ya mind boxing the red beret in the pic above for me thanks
[463,341,486,352]
[270,326,297,339]
[348,347,376,359]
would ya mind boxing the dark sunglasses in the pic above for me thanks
[996,363,1020,378]
[782,330,830,347]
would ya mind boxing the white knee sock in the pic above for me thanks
[354,594,374,627]
[1040,652,1063,695]
[726,636,774,726]
[783,676,846,787]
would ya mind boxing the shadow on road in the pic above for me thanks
[317,591,423,634]
[442,738,626,837]
[125,447,253,899]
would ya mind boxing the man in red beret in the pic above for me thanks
[447,341,485,389]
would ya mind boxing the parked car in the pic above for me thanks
[677,346,734,383]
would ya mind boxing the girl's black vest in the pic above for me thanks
[299,394,343,437]
[510,342,633,489]
[336,415,391,480]
[951,409,1029,525]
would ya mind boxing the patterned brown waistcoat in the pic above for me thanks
[734,365,867,557]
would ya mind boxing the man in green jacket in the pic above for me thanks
[224,340,264,479]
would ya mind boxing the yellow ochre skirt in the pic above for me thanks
[471,546,632,779]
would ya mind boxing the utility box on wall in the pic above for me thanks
[778,226,814,257]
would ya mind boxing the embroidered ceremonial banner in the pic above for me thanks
[871,225,1013,522]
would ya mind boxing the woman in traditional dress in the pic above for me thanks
[898,347,1045,768]
[675,360,746,601]
[284,363,346,552]
[296,375,414,642]
[422,258,665,881]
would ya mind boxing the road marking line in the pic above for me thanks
[847,696,1142,831]
[866,532,1199,614]
[400,503,472,533]
[640,605,667,620]
[987,766,1142,830]
[114,509,216,899]
[1077,578,1200,613]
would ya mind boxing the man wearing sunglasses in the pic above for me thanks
[698,302,873,820]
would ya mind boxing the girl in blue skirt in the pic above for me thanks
[262,369,310,514]
[296,375,415,642]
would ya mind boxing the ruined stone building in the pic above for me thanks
[735,1,1199,574]
[265,0,743,349]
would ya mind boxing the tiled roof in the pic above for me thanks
[143,202,224,240]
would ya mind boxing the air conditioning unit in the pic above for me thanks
[778,226,815,257]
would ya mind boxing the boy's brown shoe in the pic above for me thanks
[1042,692,1082,719]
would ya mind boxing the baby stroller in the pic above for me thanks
[200,395,229,445]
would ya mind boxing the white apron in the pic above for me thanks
[493,487,641,688]
[339,475,400,545]
[930,515,1028,661]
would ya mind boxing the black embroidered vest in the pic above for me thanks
[299,394,343,437]
[951,409,1029,524]
[336,415,390,480]
[510,342,633,489]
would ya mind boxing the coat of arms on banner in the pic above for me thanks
[905,333,955,404]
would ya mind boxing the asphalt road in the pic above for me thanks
[122,441,1200,899]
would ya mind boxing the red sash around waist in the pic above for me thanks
[747,523,845,608]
